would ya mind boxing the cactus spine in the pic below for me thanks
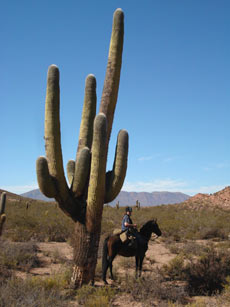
[36,8,128,287]
[0,192,6,236]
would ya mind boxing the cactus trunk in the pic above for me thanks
[71,222,100,287]
[36,8,128,287]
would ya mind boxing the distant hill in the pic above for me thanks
[21,189,190,206]
[108,191,190,206]
[21,189,54,202]
[3,186,230,211]
[0,189,44,204]
[182,186,230,210]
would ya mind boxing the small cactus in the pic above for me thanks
[116,201,120,209]
[0,192,6,236]
[136,200,140,210]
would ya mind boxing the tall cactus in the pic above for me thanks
[36,8,128,287]
[0,192,6,236]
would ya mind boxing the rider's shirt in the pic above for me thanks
[121,214,133,231]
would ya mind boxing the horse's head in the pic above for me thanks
[139,219,162,239]
[151,219,162,237]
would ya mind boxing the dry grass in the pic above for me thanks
[2,198,230,305]
[0,240,39,272]
[119,273,188,306]
[0,275,72,307]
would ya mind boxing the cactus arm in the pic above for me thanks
[36,157,83,221]
[36,157,57,198]
[71,74,96,196]
[0,192,6,236]
[44,65,70,201]
[104,129,128,203]
[72,147,91,196]
[99,8,124,145]
[0,192,6,215]
[67,160,75,186]
[0,215,6,236]
[76,74,96,155]
[86,113,107,232]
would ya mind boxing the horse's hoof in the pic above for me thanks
[103,280,108,285]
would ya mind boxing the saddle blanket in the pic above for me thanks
[113,228,127,242]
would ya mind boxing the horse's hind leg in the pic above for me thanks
[102,260,109,284]
[109,254,116,280]
[102,238,111,284]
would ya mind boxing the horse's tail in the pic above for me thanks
[102,235,110,280]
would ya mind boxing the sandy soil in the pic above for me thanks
[13,238,223,306]
[13,237,176,306]
[15,237,172,278]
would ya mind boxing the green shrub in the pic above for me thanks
[3,200,74,242]
[168,242,209,258]
[217,276,230,305]
[199,227,227,240]
[0,241,39,271]
[0,265,12,285]
[76,285,116,306]
[184,247,230,295]
[29,269,72,290]
[161,255,185,281]
[4,199,230,243]
[121,273,188,305]
[85,287,116,307]
[0,276,70,306]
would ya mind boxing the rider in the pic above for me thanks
[121,206,137,246]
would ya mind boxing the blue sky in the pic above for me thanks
[1,0,230,196]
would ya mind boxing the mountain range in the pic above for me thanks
[20,189,190,206]
[2,186,230,210]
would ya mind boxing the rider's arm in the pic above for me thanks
[124,222,137,228]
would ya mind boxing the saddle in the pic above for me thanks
[113,228,137,248]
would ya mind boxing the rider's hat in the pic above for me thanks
[125,206,132,212]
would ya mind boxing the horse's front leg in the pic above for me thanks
[135,256,139,278]
[138,256,145,278]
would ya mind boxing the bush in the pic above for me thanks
[120,273,188,305]
[3,200,74,242]
[76,284,116,306]
[0,241,39,271]
[160,255,185,281]
[0,276,71,307]
[168,241,209,258]
[199,227,227,240]
[4,199,230,243]
[184,247,230,295]
[0,265,12,285]
[217,276,230,305]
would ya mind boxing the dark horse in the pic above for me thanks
[102,219,162,284]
